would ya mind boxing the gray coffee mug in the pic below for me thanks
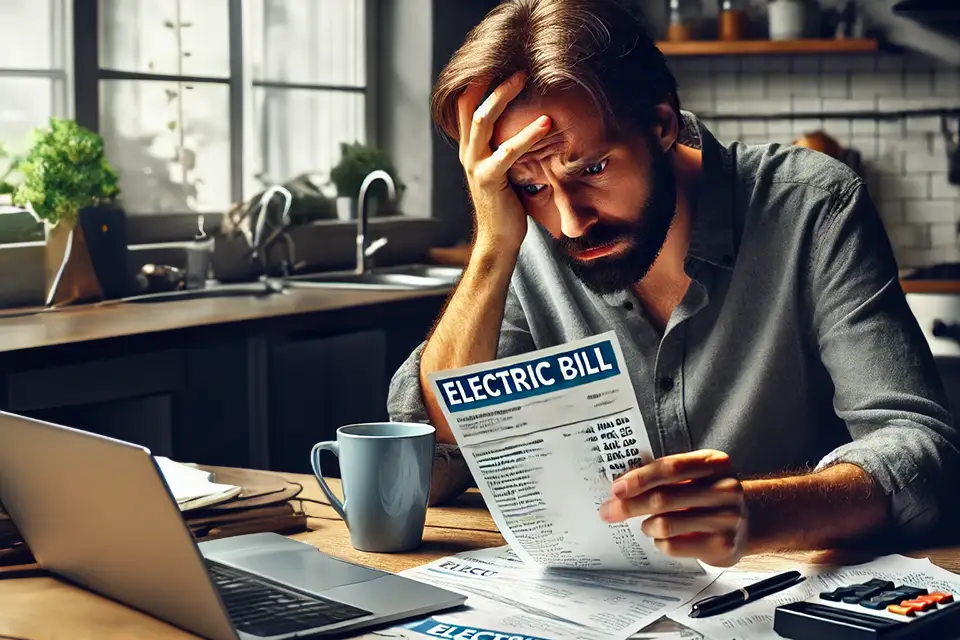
[311,422,436,552]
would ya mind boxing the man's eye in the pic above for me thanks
[583,159,609,176]
[520,184,546,195]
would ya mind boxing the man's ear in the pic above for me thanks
[650,102,680,152]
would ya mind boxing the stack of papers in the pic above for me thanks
[155,457,241,511]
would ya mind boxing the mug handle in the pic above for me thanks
[310,441,347,522]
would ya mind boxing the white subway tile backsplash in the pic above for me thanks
[689,50,960,267]
[905,152,947,174]
[820,73,850,99]
[890,176,931,201]
[877,201,904,226]
[930,223,957,247]
[715,73,740,99]
[887,224,930,248]
[766,73,794,99]
[934,70,960,97]
[850,136,878,160]
[792,97,823,113]
[851,73,902,100]
[740,74,766,99]
[791,57,820,73]
[905,198,951,222]
[768,119,794,136]
[878,120,904,136]
[852,119,878,136]
[932,174,960,200]
[906,116,942,134]
[740,120,769,136]
[714,58,740,72]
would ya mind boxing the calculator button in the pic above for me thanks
[900,598,934,612]
[897,586,928,599]
[841,586,885,604]
[887,604,917,616]
[861,591,909,609]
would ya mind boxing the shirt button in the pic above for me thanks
[658,377,674,392]
[622,301,634,311]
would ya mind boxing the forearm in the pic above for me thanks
[420,241,518,443]
[743,463,888,553]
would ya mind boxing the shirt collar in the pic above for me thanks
[679,112,738,272]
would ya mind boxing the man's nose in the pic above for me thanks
[554,188,596,238]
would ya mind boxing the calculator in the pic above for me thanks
[772,578,960,639]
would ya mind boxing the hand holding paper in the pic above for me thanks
[600,449,748,567]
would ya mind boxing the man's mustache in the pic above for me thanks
[556,223,636,256]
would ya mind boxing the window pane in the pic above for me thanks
[0,0,67,69]
[100,80,231,213]
[0,77,67,154]
[100,0,230,78]
[248,0,365,86]
[250,88,364,193]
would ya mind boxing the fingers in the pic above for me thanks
[489,115,551,170]
[600,476,743,522]
[612,450,734,499]
[654,531,741,567]
[467,72,528,161]
[640,506,743,539]
[457,83,487,161]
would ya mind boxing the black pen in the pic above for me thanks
[689,570,804,618]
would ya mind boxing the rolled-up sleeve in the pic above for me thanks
[386,276,537,424]
[808,181,960,533]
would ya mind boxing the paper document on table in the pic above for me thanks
[668,554,960,640]
[155,456,241,511]
[383,545,722,640]
[427,331,700,573]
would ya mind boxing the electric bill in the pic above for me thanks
[427,331,702,574]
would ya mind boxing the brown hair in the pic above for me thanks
[431,0,682,142]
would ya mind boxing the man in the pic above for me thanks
[387,0,960,568]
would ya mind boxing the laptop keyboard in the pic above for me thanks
[206,560,372,637]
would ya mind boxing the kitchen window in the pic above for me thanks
[0,0,375,225]
[0,0,72,171]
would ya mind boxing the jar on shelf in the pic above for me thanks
[666,0,702,42]
[768,0,807,41]
[718,0,747,41]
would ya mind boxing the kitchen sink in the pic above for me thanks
[285,264,462,291]
[119,282,282,304]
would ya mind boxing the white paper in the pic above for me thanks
[387,545,721,640]
[154,456,241,510]
[668,554,960,640]
[427,331,700,574]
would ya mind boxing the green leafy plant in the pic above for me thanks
[0,141,23,196]
[12,118,120,227]
[330,141,403,201]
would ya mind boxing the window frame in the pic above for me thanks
[72,0,380,233]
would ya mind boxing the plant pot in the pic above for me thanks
[336,197,357,221]
[44,219,103,306]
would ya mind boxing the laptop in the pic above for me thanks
[0,411,466,639]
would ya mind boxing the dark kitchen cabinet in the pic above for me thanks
[266,330,389,475]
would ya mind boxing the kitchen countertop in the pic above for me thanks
[0,285,450,355]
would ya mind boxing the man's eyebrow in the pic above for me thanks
[562,151,607,175]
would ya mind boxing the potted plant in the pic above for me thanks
[12,117,120,305]
[329,142,403,220]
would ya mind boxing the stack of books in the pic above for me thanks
[1,459,308,574]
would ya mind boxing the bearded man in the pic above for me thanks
[386,0,959,567]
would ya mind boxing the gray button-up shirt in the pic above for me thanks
[387,114,960,534]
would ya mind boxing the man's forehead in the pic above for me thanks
[492,92,607,165]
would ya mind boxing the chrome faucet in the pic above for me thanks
[356,170,394,275]
[250,185,293,292]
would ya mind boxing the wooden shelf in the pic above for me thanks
[657,38,879,56]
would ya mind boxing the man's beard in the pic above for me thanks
[554,148,678,295]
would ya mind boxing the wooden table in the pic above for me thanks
[1,472,959,639]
